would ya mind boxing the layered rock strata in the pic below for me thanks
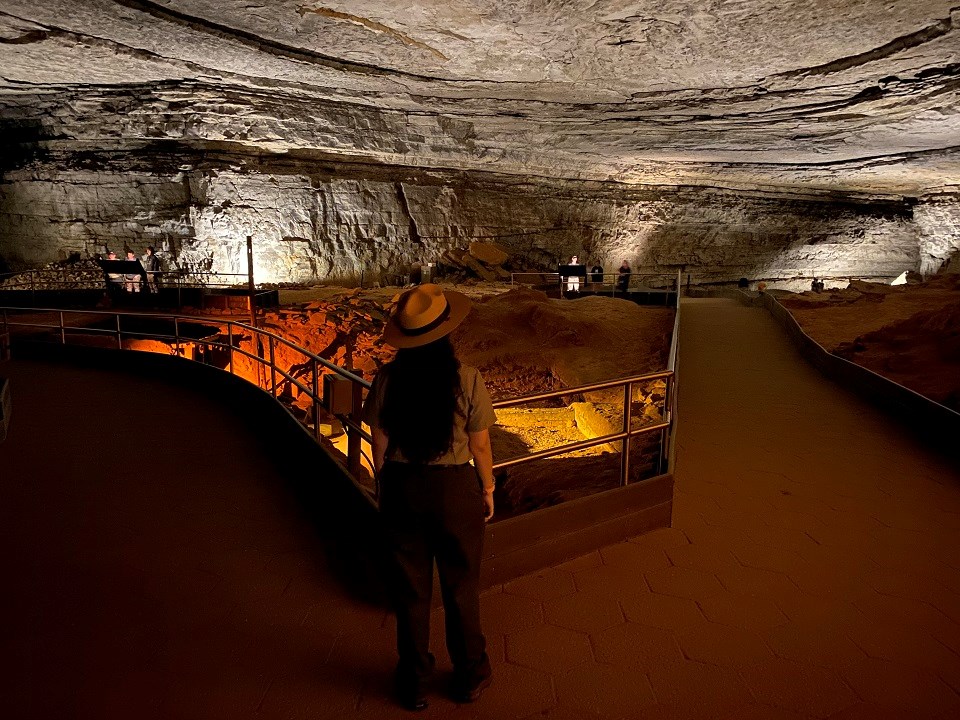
[1,1,959,285]
[0,153,940,286]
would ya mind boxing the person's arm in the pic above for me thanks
[371,425,389,475]
[468,428,495,521]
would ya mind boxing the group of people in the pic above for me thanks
[810,277,825,292]
[104,246,161,294]
[564,255,632,293]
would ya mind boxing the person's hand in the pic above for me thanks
[483,489,495,522]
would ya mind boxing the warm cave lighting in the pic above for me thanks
[891,271,908,285]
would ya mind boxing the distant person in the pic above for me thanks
[616,259,631,293]
[362,283,496,711]
[590,262,604,284]
[123,250,142,293]
[103,250,124,295]
[566,254,582,293]
[142,246,161,293]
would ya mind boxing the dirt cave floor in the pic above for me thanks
[266,273,960,515]
[266,282,676,518]
[774,273,960,412]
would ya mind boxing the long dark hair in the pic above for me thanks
[380,335,462,464]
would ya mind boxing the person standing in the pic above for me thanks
[103,250,124,296]
[566,254,582,293]
[616,259,631,293]
[123,250,142,292]
[362,283,496,711]
[590,261,604,284]
[142,246,161,294]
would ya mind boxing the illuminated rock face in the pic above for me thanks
[0,163,924,285]
[1,1,959,281]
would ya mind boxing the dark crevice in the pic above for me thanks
[776,16,954,79]
[109,0,461,83]
[395,182,421,245]
[0,29,52,44]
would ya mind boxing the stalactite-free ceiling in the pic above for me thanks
[1,1,958,195]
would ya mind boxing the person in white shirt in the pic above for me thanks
[566,255,582,292]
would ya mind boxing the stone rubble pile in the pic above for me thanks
[0,257,106,291]
[436,241,516,284]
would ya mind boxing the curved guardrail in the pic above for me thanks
[721,288,960,455]
[2,290,680,504]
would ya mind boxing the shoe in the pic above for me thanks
[395,676,428,712]
[454,672,492,703]
[398,690,428,712]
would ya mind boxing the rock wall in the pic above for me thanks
[0,152,921,286]
[915,193,960,275]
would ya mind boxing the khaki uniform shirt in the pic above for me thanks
[362,364,496,465]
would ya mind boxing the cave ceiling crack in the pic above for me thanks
[295,4,447,62]
[109,0,464,82]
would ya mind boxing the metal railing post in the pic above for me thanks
[115,314,122,349]
[227,323,234,374]
[658,376,670,475]
[174,317,181,357]
[312,359,322,442]
[268,335,276,397]
[246,235,257,329]
[620,380,633,486]
[347,377,364,477]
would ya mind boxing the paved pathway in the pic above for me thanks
[1,297,959,719]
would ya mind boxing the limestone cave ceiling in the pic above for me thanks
[1,0,959,196]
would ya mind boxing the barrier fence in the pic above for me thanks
[2,280,680,506]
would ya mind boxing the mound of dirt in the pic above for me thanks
[777,274,960,412]
[262,282,676,517]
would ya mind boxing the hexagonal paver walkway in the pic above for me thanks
[2,296,959,719]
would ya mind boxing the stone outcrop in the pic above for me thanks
[1,1,959,286]
[0,159,936,287]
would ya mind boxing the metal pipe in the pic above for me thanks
[492,420,670,470]
[348,378,364,477]
[246,235,257,329]
[620,381,632,486]
[227,323,234,374]
[492,370,672,409]
[268,335,276,398]
[312,359,321,442]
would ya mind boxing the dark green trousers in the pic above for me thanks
[379,461,490,689]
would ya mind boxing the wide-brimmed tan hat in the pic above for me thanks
[383,283,472,348]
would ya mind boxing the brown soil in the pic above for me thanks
[776,274,960,412]
[263,282,676,517]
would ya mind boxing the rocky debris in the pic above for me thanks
[469,241,510,267]
[209,282,675,514]
[0,257,106,290]
[436,243,517,284]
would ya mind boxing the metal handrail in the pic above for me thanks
[2,298,678,498]
[0,268,264,288]
[491,369,674,485]
[511,270,680,299]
